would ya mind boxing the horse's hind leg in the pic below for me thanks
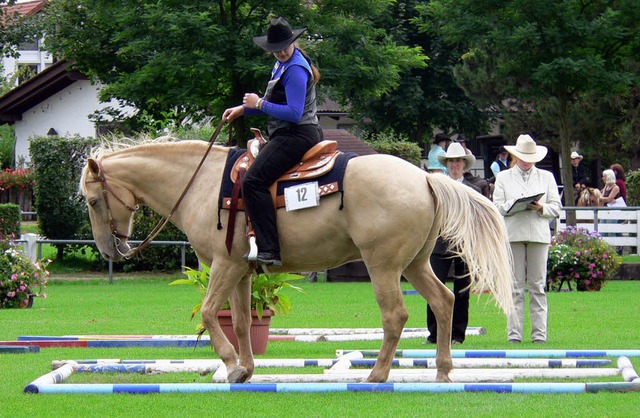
[365,265,409,383]
[200,260,251,383]
[403,257,454,382]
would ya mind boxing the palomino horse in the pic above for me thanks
[80,139,514,384]
[576,187,603,207]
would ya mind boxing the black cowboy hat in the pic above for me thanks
[253,17,307,52]
[433,133,450,144]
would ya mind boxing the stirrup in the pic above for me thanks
[246,235,258,261]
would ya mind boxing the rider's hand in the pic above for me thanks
[223,105,245,122]
[243,93,261,109]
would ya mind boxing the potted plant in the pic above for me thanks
[547,226,621,291]
[170,264,304,353]
[0,239,49,309]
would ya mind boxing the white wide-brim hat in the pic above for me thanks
[437,142,476,171]
[570,151,583,161]
[504,134,547,163]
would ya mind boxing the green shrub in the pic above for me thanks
[30,136,98,258]
[626,169,640,206]
[0,125,15,169]
[0,203,21,238]
[361,129,422,166]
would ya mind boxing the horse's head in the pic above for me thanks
[80,158,138,261]
[577,187,603,207]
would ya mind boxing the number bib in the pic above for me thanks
[284,181,320,211]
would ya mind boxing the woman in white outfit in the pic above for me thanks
[493,134,562,343]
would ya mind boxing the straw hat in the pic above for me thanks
[437,142,476,171]
[253,17,306,52]
[504,134,547,163]
[570,151,583,161]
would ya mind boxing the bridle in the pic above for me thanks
[88,161,138,257]
[87,119,228,258]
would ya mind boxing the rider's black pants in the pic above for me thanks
[242,124,320,255]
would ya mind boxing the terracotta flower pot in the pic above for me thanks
[217,309,273,354]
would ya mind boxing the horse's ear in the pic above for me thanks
[87,158,100,178]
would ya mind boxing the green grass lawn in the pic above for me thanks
[1,276,639,417]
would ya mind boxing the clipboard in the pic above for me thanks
[507,192,544,214]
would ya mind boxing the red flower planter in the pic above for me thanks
[217,309,273,354]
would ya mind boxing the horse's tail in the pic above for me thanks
[425,173,514,316]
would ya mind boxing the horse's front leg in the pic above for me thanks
[200,261,250,383]
[229,274,254,381]
[366,268,408,383]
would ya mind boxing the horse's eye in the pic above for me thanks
[88,199,98,207]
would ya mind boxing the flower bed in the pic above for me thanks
[0,240,49,308]
[547,226,621,291]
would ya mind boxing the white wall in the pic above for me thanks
[14,79,129,164]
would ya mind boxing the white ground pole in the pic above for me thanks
[27,355,639,393]
[618,357,640,382]
[28,327,485,343]
[51,357,613,374]
[269,327,486,336]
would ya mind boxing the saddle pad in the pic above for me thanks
[218,148,357,212]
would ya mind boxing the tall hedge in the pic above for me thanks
[30,136,97,258]
[0,203,21,238]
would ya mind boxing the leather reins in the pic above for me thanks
[93,119,229,258]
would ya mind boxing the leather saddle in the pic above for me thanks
[223,128,342,210]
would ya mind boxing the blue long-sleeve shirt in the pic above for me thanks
[245,64,309,123]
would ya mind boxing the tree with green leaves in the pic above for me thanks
[37,0,426,140]
[347,0,490,145]
[419,0,640,209]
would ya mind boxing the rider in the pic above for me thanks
[223,17,321,266]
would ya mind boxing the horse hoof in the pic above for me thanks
[364,373,387,383]
[435,372,452,383]
[227,366,250,383]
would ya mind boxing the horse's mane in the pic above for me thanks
[80,136,215,195]
[88,135,203,159]
[577,187,602,206]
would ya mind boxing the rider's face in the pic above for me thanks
[274,44,295,62]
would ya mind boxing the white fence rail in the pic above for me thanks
[557,207,640,255]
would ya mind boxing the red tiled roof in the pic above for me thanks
[323,129,377,156]
[1,0,47,25]
[317,97,346,114]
